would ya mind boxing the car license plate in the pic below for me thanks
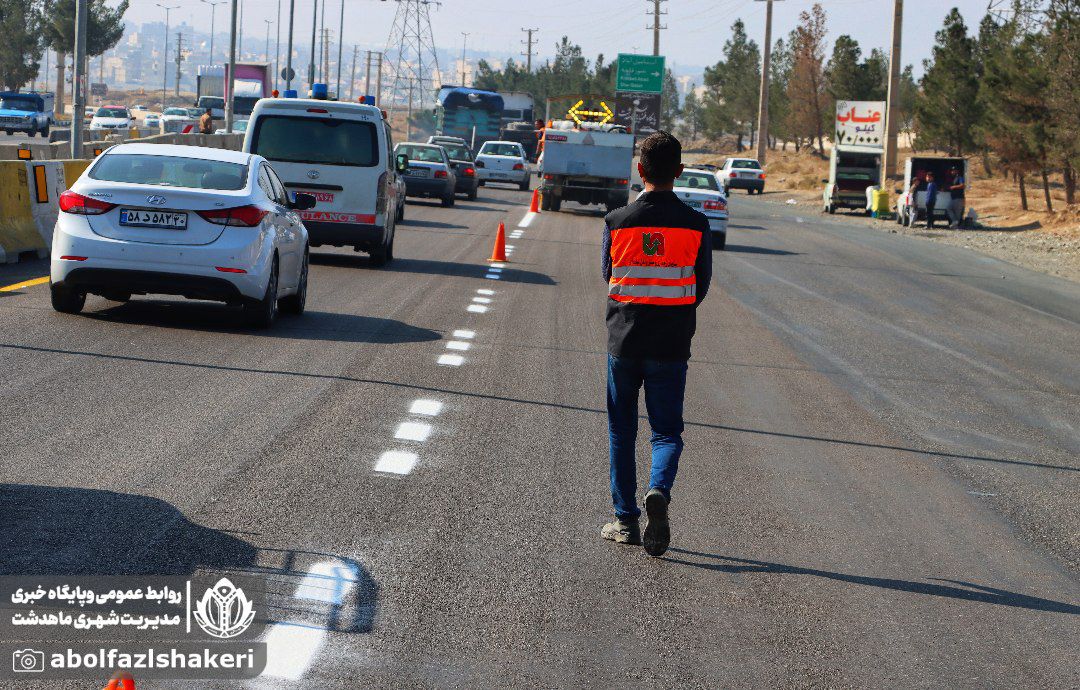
[739,172,754,178]
[407,167,430,178]
[491,172,507,178]
[118,209,188,229]
[684,200,702,208]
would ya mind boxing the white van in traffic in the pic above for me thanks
[243,98,404,265]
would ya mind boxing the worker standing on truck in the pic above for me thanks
[947,166,966,229]
[925,172,939,230]
[600,131,712,558]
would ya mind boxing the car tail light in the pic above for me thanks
[543,174,554,180]
[462,167,475,177]
[513,163,525,170]
[58,190,116,215]
[197,205,269,227]
[59,255,88,261]
[617,179,628,185]
[729,172,737,178]
[307,107,329,113]
[759,173,766,179]
[703,199,727,212]
[434,170,448,178]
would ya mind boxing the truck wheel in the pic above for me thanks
[550,197,562,212]
[41,124,50,137]
[27,130,36,138]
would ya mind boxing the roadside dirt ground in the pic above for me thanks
[684,144,1080,284]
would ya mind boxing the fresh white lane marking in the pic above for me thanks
[488,267,503,272]
[446,340,471,351]
[490,263,505,268]
[472,296,492,304]
[260,623,326,680]
[518,212,536,228]
[260,561,359,680]
[395,422,432,442]
[510,232,523,238]
[410,399,443,416]
[374,450,419,474]
[476,289,494,295]
[438,354,465,366]
[484,274,502,280]
[467,304,488,313]
[505,244,515,250]
[453,329,475,339]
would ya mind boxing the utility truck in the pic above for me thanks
[0,91,54,137]
[823,145,882,215]
[538,121,633,213]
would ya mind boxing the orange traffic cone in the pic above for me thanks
[529,188,540,213]
[103,671,135,690]
[488,222,508,262]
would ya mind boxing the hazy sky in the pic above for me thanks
[125,0,997,77]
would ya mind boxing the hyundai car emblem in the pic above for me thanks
[146,194,167,205]
[307,170,320,180]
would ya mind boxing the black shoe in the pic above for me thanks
[601,517,641,545]
[643,488,670,557]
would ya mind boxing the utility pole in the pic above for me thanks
[407,77,414,140]
[238,0,244,56]
[309,0,318,88]
[156,3,178,108]
[322,28,331,86]
[225,0,238,131]
[460,32,469,85]
[364,50,372,98]
[648,0,667,56]
[264,19,272,64]
[174,32,184,96]
[375,51,382,106]
[754,0,780,164]
[201,0,223,65]
[336,0,345,98]
[275,0,282,91]
[318,0,326,81]
[285,0,295,91]
[71,0,87,158]
[521,28,537,71]
[349,45,358,100]
[882,0,904,182]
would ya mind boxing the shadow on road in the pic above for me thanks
[312,253,556,285]
[399,219,469,230]
[84,302,441,344]
[663,549,1080,615]
[722,244,799,256]
[727,224,767,231]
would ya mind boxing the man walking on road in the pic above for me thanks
[601,131,712,557]
[198,107,214,135]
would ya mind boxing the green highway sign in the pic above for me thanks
[616,54,665,94]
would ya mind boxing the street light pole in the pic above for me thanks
[285,0,295,91]
[225,0,238,131]
[201,0,223,65]
[335,0,344,98]
[264,19,272,66]
[275,0,282,92]
[71,0,88,158]
[309,0,318,89]
[156,3,179,110]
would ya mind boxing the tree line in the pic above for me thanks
[0,0,127,110]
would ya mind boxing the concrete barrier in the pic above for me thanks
[0,161,66,263]
[0,132,243,161]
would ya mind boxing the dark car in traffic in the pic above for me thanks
[394,142,457,207]
[439,141,480,200]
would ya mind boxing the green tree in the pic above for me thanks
[861,48,889,100]
[42,0,128,116]
[1046,0,1080,204]
[660,67,680,129]
[785,4,828,151]
[768,37,792,148]
[0,0,45,91]
[824,34,863,101]
[913,8,980,156]
[678,83,704,140]
[702,18,761,150]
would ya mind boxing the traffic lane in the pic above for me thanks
[716,193,1080,570]
[0,186,534,687]
[208,195,1077,686]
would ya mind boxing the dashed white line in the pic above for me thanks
[518,212,536,228]
[409,399,443,416]
[467,304,488,313]
[395,422,432,442]
[446,340,471,350]
[374,450,419,474]
[453,329,475,339]
[472,296,492,304]
[476,289,494,296]
[490,262,505,269]
[484,274,502,280]
[438,354,465,366]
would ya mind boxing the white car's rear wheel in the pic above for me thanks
[245,256,278,328]
[50,283,85,314]
[280,249,308,315]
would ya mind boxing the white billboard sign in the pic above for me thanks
[835,100,885,148]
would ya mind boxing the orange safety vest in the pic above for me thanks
[608,226,701,306]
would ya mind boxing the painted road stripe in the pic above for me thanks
[484,274,502,280]
[374,450,419,474]
[0,276,49,292]
[476,289,494,296]
[452,329,475,339]
[518,212,536,228]
[395,422,431,442]
[472,297,491,304]
[410,399,443,416]
[490,263,505,269]
[438,354,465,366]
[446,340,470,351]
[467,304,488,313]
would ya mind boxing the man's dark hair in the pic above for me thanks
[926,171,935,179]
[205,108,212,114]
[639,130,682,184]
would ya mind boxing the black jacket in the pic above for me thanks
[602,190,712,361]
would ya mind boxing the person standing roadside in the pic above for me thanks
[601,131,712,557]
[924,171,939,230]
[198,107,214,135]
[946,165,966,229]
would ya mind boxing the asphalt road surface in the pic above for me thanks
[1,185,1077,688]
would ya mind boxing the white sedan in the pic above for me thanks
[475,140,530,190]
[675,168,729,250]
[50,143,315,328]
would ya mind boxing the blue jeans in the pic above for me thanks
[607,354,688,519]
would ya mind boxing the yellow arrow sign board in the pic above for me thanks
[567,99,614,125]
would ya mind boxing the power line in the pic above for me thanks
[382,0,442,113]
[648,0,667,56]
[521,27,538,71]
